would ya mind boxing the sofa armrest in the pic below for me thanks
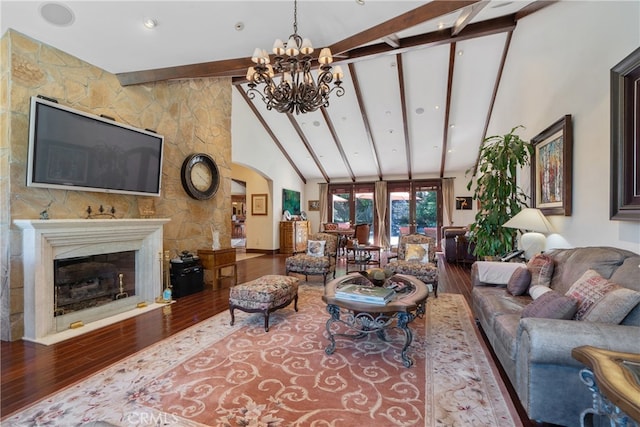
[517,318,640,366]
[471,261,524,286]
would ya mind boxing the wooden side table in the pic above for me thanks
[572,345,640,426]
[197,248,237,289]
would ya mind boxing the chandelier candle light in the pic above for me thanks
[245,0,345,114]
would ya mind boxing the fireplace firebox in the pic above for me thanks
[54,251,136,316]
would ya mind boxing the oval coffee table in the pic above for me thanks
[322,273,428,367]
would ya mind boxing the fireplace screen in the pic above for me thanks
[54,251,136,316]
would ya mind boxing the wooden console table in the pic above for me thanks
[197,248,237,289]
[572,345,640,426]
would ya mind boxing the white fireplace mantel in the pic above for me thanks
[14,218,170,342]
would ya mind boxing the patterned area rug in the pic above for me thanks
[3,285,521,426]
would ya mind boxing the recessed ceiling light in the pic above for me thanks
[235,22,244,31]
[392,149,397,153]
[40,2,75,27]
[143,18,158,29]
[354,152,359,156]
[449,124,455,128]
[415,107,425,115]
[438,22,445,30]
[355,0,365,5]
[385,111,391,116]
[458,50,464,56]
[313,121,320,127]
[435,105,440,110]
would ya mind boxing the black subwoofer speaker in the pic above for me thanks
[170,259,204,298]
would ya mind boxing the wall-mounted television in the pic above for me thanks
[282,188,301,215]
[27,96,164,197]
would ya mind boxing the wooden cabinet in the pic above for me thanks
[197,248,237,289]
[280,221,309,255]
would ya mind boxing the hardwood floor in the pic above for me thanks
[1,254,537,425]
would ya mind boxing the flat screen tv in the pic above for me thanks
[27,96,164,197]
[282,188,301,215]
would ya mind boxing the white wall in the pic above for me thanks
[488,1,640,253]
[231,89,305,250]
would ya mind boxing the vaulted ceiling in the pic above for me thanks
[1,1,556,183]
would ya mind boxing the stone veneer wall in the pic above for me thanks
[0,30,232,341]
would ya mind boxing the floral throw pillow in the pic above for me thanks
[565,269,640,323]
[526,253,554,287]
[405,243,429,263]
[307,240,326,257]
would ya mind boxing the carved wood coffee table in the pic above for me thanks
[322,273,428,367]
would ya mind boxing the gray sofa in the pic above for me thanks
[471,246,640,427]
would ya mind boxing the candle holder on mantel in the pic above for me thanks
[86,205,117,219]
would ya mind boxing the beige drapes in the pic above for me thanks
[374,181,389,248]
[318,183,328,232]
[442,178,455,226]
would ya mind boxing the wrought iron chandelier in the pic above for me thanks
[245,0,345,114]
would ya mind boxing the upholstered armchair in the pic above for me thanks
[285,232,338,284]
[385,233,439,297]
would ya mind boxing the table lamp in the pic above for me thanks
[503,208,555,259]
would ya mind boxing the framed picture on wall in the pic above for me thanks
[251,193,268,215]
[531,115,573,216]
[308,200,320,211]
[610,47,640,221]
[455,196,472,210]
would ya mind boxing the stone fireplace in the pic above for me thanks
[14,219,170,342]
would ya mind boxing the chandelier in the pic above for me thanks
[245,0,345,114]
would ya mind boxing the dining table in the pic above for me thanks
[322,228,355,256]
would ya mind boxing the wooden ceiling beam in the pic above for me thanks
[234,86,306,184]
[328,1,479,56]
[320,107,356,183]
[344,14,516,63]
[116,1,478,86]
[287,114,331,183]
[396,54,412,181]
[439,43,456,178]
[349,63,383,181]
[473,30,514,176]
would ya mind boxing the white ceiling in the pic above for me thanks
[1,0,550,183]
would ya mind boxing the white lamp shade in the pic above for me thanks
[503,208,555,234]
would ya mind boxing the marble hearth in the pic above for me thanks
[14,219,170,342]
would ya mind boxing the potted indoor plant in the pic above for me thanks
[466,126,533,258]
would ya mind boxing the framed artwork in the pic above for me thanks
[610,47,640,221]
[251,193,268,216]
[308,200,320,211]
[455,196,472,210]
[531,115,573,216]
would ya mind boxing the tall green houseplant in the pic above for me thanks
[466,126,533,258]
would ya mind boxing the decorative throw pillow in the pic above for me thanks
[324,223,338,231]
[338,222,351,230]
[507,267,532,296]
[565,269,640,323]
[527,253,554,287]
[529,285,552,300]
[521,290,578,319]
[405,243,429,263]
[307,240,326,257]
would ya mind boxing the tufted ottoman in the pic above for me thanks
[229,275,299,332]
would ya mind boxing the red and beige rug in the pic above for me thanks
[3,284,521,426]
